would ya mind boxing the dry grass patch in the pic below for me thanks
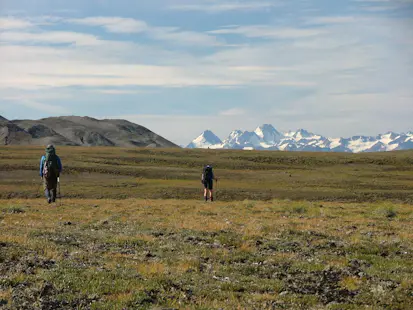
[135,262,166,276]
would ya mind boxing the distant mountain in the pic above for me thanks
[0,115,179,148]
[222,130,261,149]
[186,130,222,149]
[186,125,413,153]
[0,116,8,122]
[254,124,283,145]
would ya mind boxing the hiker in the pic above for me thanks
[39,144,62,204]
[201,164,217,202]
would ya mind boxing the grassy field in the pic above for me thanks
[1,146,413,202]
[1,146,413,309]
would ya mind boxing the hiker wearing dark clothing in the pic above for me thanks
[40,145,62,204]
[202,165,217,202]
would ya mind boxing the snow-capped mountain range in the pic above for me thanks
[186,125,413,153]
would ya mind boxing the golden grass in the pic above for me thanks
[340,276,364,291]
[136,262,166,276]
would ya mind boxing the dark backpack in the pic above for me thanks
[204,166,213,180]
[43,148,59,179]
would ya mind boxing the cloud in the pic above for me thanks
[306,16,360,25]
[0,31,101,46]
[4,97,68,114]
[95,89,149,95]
[354,0,413,10]
[219,108,246,116]
[170,1,278,12]
[208,25,325,39]
[0,38,313,90]
[68,16,222,46]
[69,17,148,33]
[0,17,33,29]
[148,27,222,46]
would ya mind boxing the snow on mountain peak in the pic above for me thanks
[291,128,317,141]
[200,130,222,143]
[186,125,413,153]
[186,130,222,149]
[255,124,283,144]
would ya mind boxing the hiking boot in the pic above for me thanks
[211,197,214,202]
[47,198,52,204]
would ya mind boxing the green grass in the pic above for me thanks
[1,146,413,202]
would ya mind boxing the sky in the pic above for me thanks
[0,0,412,145]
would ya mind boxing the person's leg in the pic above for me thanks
[51,187,57,203]
[48,177,58,203]
[209,180,214,202]
[204,185,208,201]
[45,189,52,203]
[43,179,51,203]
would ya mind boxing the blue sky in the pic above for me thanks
[0,0,412,145]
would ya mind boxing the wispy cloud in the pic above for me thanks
[208,25,325,39]
[95,89,149,95]
[169,1,279,12]
[219,108,246,116]
[306,16,360,25]
[5,97,68,113]
[354,0,413,10]
[0,42,310,89]
[69,16,222,46]
[0,31,101,46]
[69,17,148,33]
[0,17,33,29]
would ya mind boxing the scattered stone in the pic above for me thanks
[285,267,357,304]
[213,276,231,282]
[145,251,156,258]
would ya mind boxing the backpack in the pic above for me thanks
[203,166,213,180]
[43,147,59,179]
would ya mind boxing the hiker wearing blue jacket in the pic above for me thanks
[40,145,62,203]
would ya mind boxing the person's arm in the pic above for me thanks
[57,156,63,174]
[39,156,44,177]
